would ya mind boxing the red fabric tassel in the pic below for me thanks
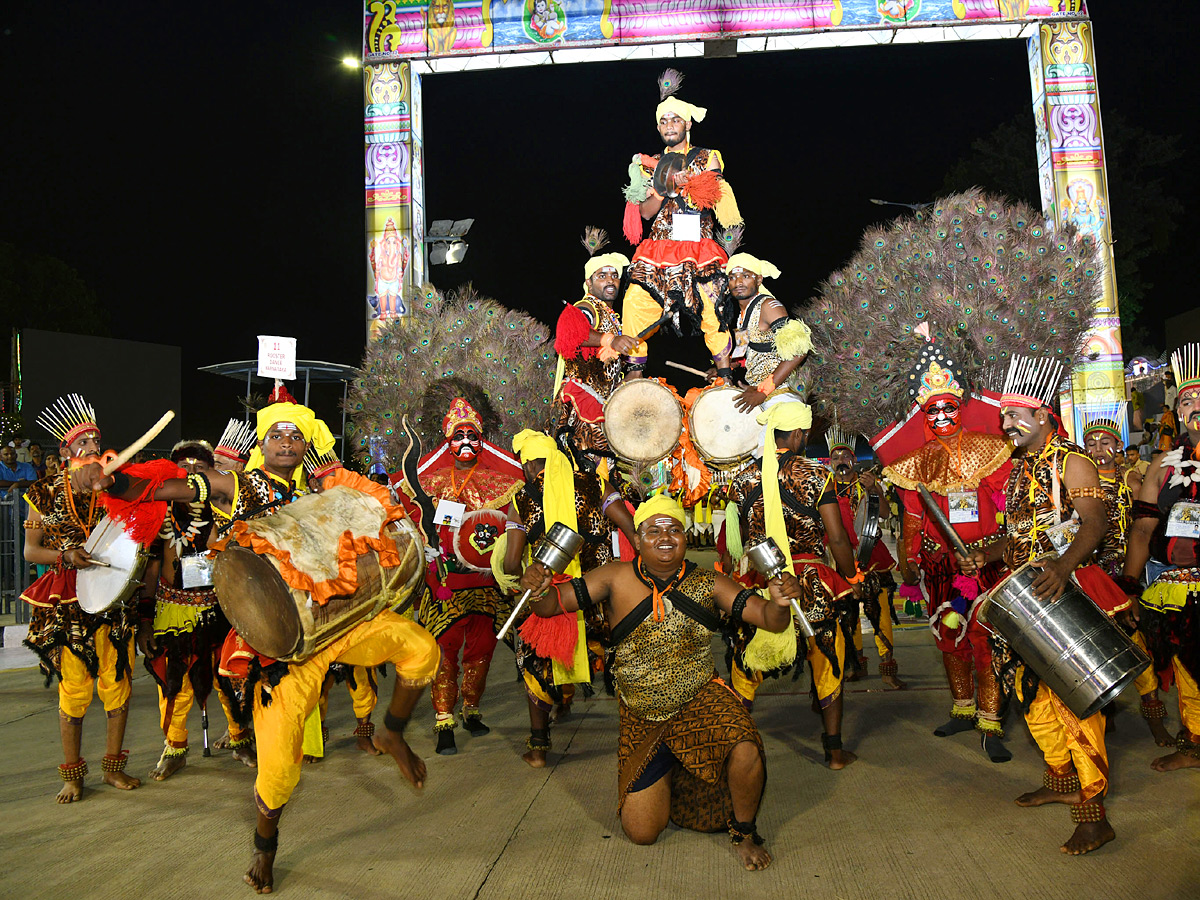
[269,383,298,404]
[952,574,980,601]
[518,609,579,664]
[98,459,185,547]
[555,304,593,358]
[680,170,722,209]
[623,201,643,245]
[1074,563,1132,615]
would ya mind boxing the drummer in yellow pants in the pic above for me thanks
[1015,673,1111,829]
[621,282,730,371]
[247,610,439,891]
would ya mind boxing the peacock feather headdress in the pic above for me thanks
[1171,343,1200,395]
[347,283,556,472]
[803,189,1100,435]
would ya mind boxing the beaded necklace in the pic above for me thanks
[61,467,101,539]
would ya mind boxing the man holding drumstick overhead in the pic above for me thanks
[73,385,440,894]
[959,354,1130,856]
[22,393,141,803]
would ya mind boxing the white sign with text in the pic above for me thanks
[257,335,297,381]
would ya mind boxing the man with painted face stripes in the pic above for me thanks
[417,397,523,756]
[882,345,1015,762]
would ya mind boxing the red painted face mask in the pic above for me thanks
[450,427,480,461]
[924,399,961,437]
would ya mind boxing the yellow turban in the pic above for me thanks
[633,493,687,530]
[755,400,813,579]
[725,253,781,280]
[512,429,580,577]
[655,97,706,125]
[247,402,336,477]
[742,398,813,672]
[582,252,631,293]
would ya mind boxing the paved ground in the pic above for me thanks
[2,604,1198,899]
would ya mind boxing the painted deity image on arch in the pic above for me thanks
[524,0,567,42]
[369,217,410,321]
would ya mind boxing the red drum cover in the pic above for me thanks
[453,509,508,573]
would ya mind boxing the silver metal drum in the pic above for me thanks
[979,561,1151,720]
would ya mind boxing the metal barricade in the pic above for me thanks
[0,489,33,625]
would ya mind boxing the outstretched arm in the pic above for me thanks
[713,570,794,633]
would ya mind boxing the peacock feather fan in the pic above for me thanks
[347,283,557,471]
[801,188,1101,435]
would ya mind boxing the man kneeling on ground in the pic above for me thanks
[518,494,798,871]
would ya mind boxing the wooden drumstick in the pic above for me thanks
[101,411,176,475]
[917,484,971,557]
[665,360,712,379]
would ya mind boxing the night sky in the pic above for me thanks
[2,3,1191,442]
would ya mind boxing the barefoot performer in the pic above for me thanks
[502,429,635,766]
[21,393,142,802]
[518,494,797,870]
[1121,344,1200,771]
[960,355,1129,855]
[73,386,441,893]
[139,439,253,780]
[724,400,864,769]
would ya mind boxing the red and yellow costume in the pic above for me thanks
[552,246,629,467]
[1134,431,1200,759]
[880,348,1012,736]
[620,86,742,369]
[418,397,522,734]
[830,473,900,676]
[726,406,851,710]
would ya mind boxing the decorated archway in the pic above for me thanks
[360,0,1121,416]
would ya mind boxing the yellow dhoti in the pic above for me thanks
[252,612,439,817]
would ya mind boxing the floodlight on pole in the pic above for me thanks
[425,218,474,266]
[342,56,360,68]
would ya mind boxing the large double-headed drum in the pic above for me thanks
[979,562,1150,720]
[604,379,683,494]
[214,486,425,662]
[688,385,760,481]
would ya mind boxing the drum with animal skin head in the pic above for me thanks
[76,515,151,614]
[689,385,760,471]
[603,379,683,466]
[213,487,425,662]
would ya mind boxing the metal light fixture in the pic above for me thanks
[426,218,474,266]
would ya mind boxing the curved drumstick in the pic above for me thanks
[101,410,175,475]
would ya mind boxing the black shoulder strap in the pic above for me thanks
[666,588,722,633]
[609,596,654,646]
